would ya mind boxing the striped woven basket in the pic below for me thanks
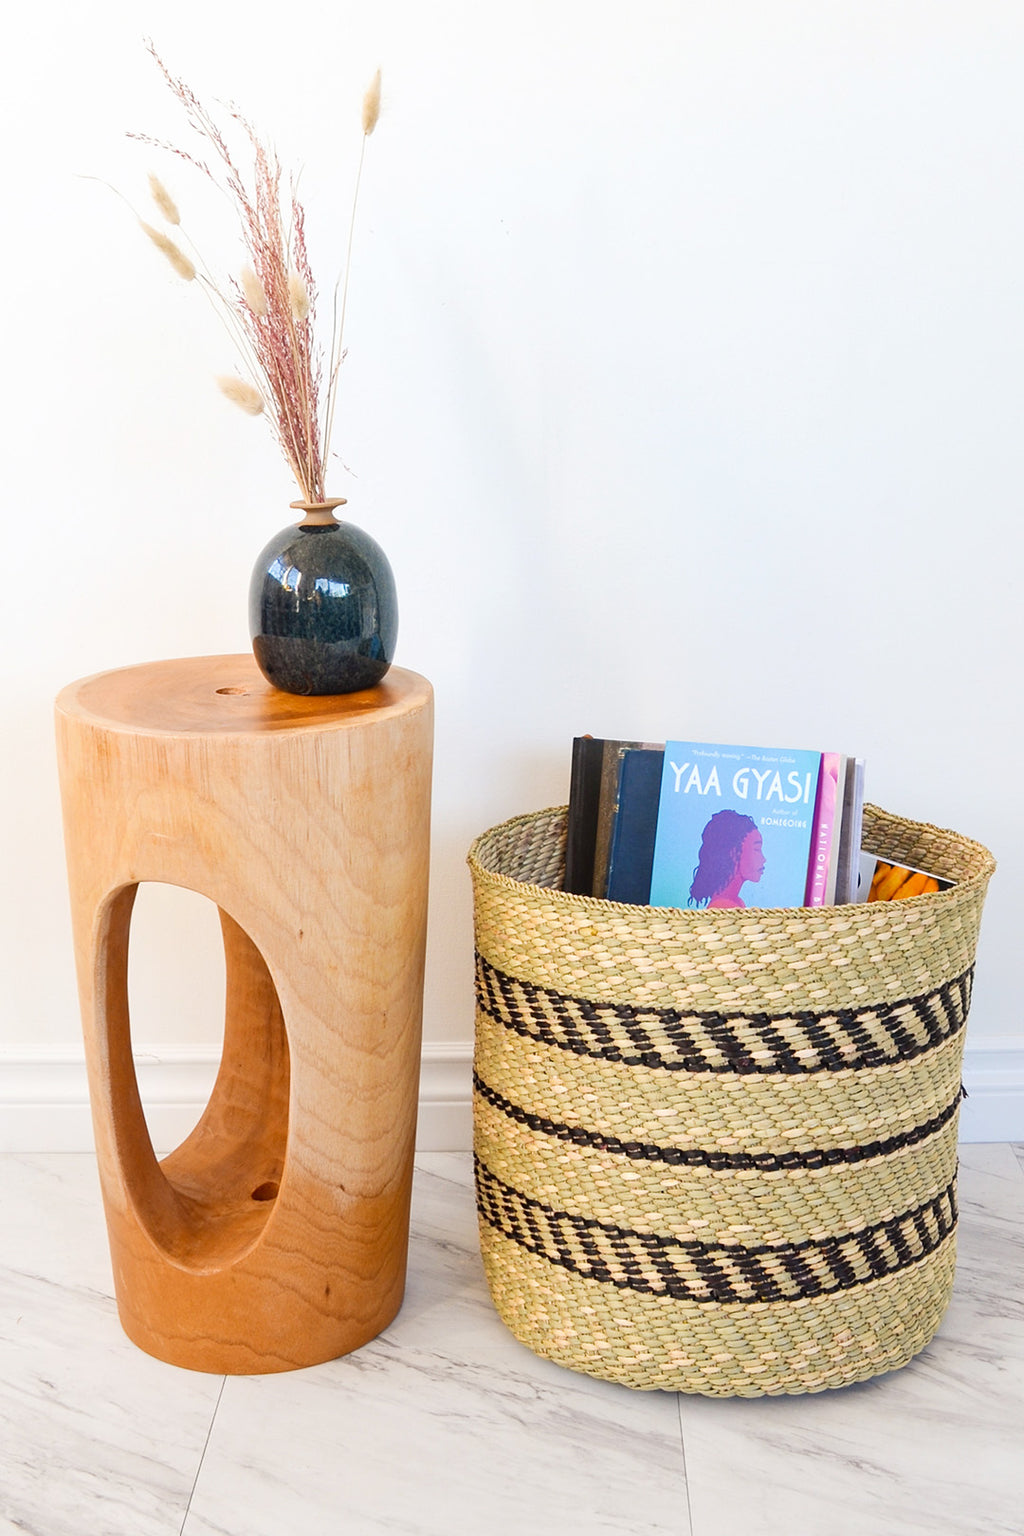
[468,804,995,1397]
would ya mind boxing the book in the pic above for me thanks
[590,738,660,898]
[825,757,849,905]
[648,741,823,911]
[834,757,866,904]
[563,736,605,894]
[604,746,665,904]
[804,753,844,907]
[858,854,952,902]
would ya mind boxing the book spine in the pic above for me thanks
[605,747,665,905]
[563,736,604,895]
[590,739,661,897]
[804,753,841,907]
[590,740,626,897]
[823,755,848,905]
[845,758,866,902]
[833,756,865,904]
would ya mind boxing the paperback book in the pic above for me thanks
[804,752,842,907]
[648,741,823,910]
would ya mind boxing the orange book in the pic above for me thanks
[858,854,952,902]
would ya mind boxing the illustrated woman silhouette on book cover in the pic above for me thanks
[689,809,766,909]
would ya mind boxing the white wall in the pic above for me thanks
[1,1,1019,1068]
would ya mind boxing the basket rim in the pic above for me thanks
[467,801,996,918]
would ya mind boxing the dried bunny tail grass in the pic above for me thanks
[139,221,196,280]
[288,271,310,321]
[147,172,180,224]
[217,375,264,414]
[241,266,268,316]
[362,69,382,135]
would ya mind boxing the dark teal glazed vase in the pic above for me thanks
[249,500,398,696]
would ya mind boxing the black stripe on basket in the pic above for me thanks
[473,1070,963,1173]
[475,1156,958,1305]
[475,952,973,1075]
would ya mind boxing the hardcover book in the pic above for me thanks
[589,738,661,898]
[604,746,665,904]
[648,741,823,911]
[563,736,605,895]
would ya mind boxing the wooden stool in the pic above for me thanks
[55,656,433,1374]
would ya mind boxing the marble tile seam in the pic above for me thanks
[676,1394,696,1536]
[178,1378,226,1536]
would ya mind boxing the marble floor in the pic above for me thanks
[2,1146,1022,1536]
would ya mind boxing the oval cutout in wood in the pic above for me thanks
[100,885,291,1271]
[127,880,226,1149]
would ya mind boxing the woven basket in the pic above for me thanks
[468,804,995,1397]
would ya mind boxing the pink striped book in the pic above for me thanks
[804,754,842,907]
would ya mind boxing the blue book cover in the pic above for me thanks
[648,742,823,911]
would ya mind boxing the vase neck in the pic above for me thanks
[291,498,347,528]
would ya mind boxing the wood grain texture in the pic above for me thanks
[55,656,433,1373]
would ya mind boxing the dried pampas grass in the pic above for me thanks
[120,44,384,504]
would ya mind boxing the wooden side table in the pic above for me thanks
[55,656,433,1374]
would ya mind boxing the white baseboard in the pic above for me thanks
[0,1038,1020,1153]
[956,1040,1024,1144]
[0,1042,473,1155]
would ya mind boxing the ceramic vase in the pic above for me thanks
[250,499,398,696]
